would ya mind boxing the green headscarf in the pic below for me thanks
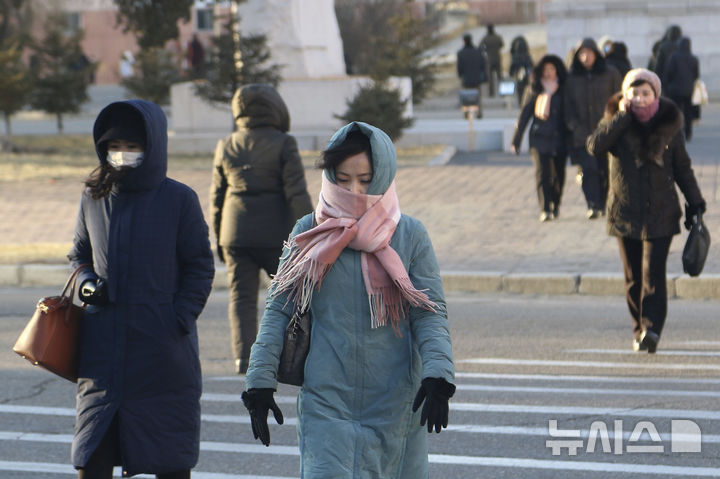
[324,122,397,195]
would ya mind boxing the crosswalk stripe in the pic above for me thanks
[569,348,720,357]
[452,402,720,420]
[4,423,720,445]
[5,401,720,422]
[458,384,720,397]
[0,461,291,478]
[426,455,720,476]
[2,444,719,476]
[458,358,720,371]
[456,372,720,384]
[203,386,720,402]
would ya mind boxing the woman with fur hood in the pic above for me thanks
[587,68,705,353]
[512,55,569,221]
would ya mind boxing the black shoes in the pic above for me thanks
[633,330,659,354]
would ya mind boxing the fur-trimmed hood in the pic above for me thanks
[604,93,683,167]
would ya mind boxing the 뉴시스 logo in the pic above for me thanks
[546,419,702,455]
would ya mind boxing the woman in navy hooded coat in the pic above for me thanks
[67,100,215,478]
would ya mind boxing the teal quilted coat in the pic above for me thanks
[246,122,455,478]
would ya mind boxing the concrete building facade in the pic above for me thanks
[545,0,720,96]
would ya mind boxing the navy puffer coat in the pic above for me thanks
[67,100,215,476]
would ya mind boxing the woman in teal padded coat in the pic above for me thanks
[241,122,455,478]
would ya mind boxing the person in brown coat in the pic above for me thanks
[587,68,705,353]
[210,84,313,373]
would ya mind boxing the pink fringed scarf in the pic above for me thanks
[270,174,436,333]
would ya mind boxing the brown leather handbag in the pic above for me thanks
[277,306,311,387]
[12,264,88,382]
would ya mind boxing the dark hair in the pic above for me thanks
[530,54,568,94]
[317,130,372,171]
[629,79,650,89]
[84,163,127,199]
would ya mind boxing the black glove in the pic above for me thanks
[216,243,225,264]
[412,377,456,433]
[241,388,284,446]
[685,202,707,230]
[79,278,109,305]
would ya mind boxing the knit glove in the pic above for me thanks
[241,388,284,446]
[79,278,108,306]
[685,202,707,230]
[412,377,456,433]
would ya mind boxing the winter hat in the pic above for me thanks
[96,105,146,148]
[622,68,661,98]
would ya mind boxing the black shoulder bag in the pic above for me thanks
[682,211,711,277]
[277,305,311,386]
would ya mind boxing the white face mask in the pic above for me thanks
[107,150,144,169]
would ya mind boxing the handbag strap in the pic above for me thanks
[60,264,90,302]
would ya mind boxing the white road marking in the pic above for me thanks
[568,348,720,357]
[457,357,720,371]
[458,384,720,397]
[455,372,720,384]
[0,461,291,478]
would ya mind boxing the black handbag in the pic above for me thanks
[277,306,311,386]
[682,211,711,277]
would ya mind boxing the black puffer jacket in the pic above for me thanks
[210,84,313,248]
[587,94,704,239]
[664,37,699,99]
[564,38,622,148]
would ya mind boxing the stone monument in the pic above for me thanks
[170,0,411,152]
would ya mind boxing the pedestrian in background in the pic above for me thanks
[456,33,487,118]
[650,25,683,82]
[187,34,205,77]
[512,55,569,222]
[241,122,455,478]
[565,37,621,219]
[481,24,504,97]
[664,37,699,141]
[509,35,534,107]
[604,41,632,79]
[210,84,313,374]
[68,100,215,478]
[587,68,705,354]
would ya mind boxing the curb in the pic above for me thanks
[3,264,720,299]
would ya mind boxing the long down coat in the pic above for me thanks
[587,94,704,239]
[68,100,215,476]
[246,122,455,479]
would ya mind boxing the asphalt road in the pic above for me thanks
[1,288,719,478]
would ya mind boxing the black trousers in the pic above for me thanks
[222,246,282,361]
[488,62,501,97]
[531,149,566,213]
[670,95,694,140]
[572,146,608,210]
[77,416,190,479]
[616,236,673,340]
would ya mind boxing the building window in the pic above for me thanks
[65,12,81,34]
[196,8,213,31]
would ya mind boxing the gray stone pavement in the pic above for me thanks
[1,95,719,298]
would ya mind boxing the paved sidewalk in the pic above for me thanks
[1,101,719,298]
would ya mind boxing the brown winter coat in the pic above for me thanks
[587,94,704,240]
